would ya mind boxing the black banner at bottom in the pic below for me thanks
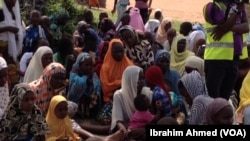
[146,125,250,140]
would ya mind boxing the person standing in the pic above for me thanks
[135,0,152,24]
[203,0,249,100]
[0,0,24,63]
[111,0,130,26]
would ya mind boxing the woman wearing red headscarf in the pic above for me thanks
[145,66,173,118]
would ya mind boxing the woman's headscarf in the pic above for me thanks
[71,52,90,73]
[204,98,231,125]
[29,62,66,114]
[156,18,172,45]
[129,7,145,32]
[0,83,49,140]
[170,35,194,76]
[100,39,133,102]
[46,95,79,141]
[236,71,250,115]
[23,46,53,83]
[154,49,171,65]
[188,30,206,51]
[0,57,8,119]
[144,19,160,37]
[145,66,172,105]
[185,56,205,79]
[179,70,207,100]
[111,66,153,130]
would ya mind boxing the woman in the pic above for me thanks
[154,49,186,117]
[0,56,9,119]
[119,25,154,70]
[0,83,49,140]
[156,18,172,46]
[94,41,109,77]
[29,62,66,115]
[236,71,250,125]
[170,35,194,76]
[67,52,102,118]
[145,66,172,117]
[184,55,205,80]
[203,98,234,125]
[99,38,133,125]
[129,7,145,32]
[98,18,116,41]
[23,46,53,83]
[188,30,206,52]
[178,70,213,125]
[111,65,153,139]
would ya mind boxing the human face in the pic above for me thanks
[137,71,145,94]
[212,106,234,125]
[30,11,41,26]
[54,101,68,119]
[0,68,8,87]
[50,72,66,90]
[20,91,36,112]
[121,30,136,47]
[156,54,170,72]
[41,53,53,68]
[164,23,172,32]
[80,57,93,75]
[111,42,124,62]
[177,39,186,53]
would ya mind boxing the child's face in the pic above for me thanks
[50,72,66,90]
[41,53,53,68]
[212,106,234,125]
[21,91,35,112]
[30,12,41,26]
[111,42,125,62]
[55,101,68,119]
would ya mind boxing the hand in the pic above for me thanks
[210,26,225,41]
[155,101,162,109]
[7,26,19,33]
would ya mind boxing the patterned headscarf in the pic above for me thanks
[179,70,208,100]
[0,83,49,140]
[29,62,66,115]
[154,49,170,65]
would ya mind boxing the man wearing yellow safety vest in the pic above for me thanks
[203,0,249,100]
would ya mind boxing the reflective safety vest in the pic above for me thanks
[240,34,248,60]
[203,2,248,60]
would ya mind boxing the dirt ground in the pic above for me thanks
[105,0,210,23]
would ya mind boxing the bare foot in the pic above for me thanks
[104,129,125,141]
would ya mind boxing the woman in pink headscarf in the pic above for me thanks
[129,7,145,32]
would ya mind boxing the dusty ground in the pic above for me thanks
[105,0,210,23]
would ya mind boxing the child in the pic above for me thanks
[127,94,162,141]
[23,10,47,53]
[0,83,49,140]
[46,95,81,141]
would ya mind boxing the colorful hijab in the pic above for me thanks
[236,71,250,115]
[46,95,80,141]
[68,52,101,104]
[185,56,205,79]
[170,35,194,76]
[100,39,133,102]
[0,57,8,119]
[129,7,145,32]
[111,66,152,130]
[145,66,172,105]
[29,62,66,115]
[156,18,172,45]
[24,46,53,83]
[0,83,49,140]
[204,98,231,125]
